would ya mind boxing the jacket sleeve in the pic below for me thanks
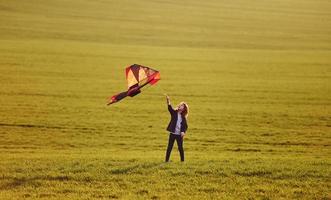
[181,118,188,133]
[168,105,175,115]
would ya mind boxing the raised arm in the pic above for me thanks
[165,94,175,115]
[166,94,170,105]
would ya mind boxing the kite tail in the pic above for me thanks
[107,91,128,105]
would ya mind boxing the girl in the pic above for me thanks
[165,95,189,162]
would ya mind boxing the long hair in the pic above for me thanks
[176,102,189,118]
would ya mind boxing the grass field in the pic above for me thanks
[0,0,330,199]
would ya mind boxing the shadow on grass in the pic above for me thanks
[110,162,166,175]
[0,177,41,190]
[234,170,272,177]
[0,175,71,190]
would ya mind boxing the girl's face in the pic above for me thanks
[178,104,185,112]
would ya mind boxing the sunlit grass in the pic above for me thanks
[0,0,330,199]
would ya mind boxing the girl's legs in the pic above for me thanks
[165,133,176,162]
[175,136,184,161]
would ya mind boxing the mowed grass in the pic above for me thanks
[0,0,330,199]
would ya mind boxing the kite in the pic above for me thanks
[107,64,160,105]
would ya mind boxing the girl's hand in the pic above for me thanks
[165,94,170,105]
[181,132,185,138]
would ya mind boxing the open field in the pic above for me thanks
[0,0,330,199]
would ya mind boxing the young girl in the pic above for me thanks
[165,95,189,162]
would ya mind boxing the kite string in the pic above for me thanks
[139,79,166,99]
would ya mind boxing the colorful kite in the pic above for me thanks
[107,64,160,105]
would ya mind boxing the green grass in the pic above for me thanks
[0,0,330,199]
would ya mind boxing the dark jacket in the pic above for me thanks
[166,105,188,133]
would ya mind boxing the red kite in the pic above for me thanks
[107,64,160,105]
